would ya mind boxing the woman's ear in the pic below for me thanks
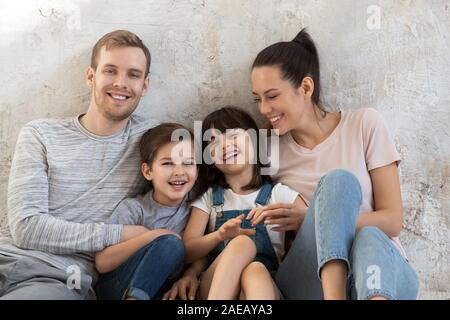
[299,77,315,100]
[141,162,153,181]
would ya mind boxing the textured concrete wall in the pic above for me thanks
[0,0,448,299]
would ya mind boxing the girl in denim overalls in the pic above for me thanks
[182,107,307,300]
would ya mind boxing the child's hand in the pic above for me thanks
[217,214,255,241]
[162,272,199,300]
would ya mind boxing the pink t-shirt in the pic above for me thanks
[271,107,407,258]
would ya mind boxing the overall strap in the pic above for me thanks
[212,185,225,206]
[254,183,275,206]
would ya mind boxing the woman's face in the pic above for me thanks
[251,66,308,136]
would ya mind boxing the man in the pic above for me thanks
[0,30,162,299]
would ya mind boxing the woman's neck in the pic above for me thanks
[291,107,341,150]
[224,165,257,195]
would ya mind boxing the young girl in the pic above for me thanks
[94,123,198,300]
[182,106,308,300]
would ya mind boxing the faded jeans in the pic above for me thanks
[275,169,419,300]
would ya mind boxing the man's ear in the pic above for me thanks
[141,162,153,181]
[141,76,150,97]
[86,67,95,87]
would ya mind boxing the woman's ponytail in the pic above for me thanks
[252,28,323,112]
[292,28,319,60]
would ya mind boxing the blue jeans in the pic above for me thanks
[95,234,185,300]
[275,169,419,300]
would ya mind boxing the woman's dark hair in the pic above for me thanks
[252,28,325,115]
[191,106,272,201]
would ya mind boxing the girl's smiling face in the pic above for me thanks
[207,128,256,176]
[142,140,197,206]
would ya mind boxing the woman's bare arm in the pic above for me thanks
[356,162,403,237]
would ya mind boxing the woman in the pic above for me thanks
[249,28,419,300]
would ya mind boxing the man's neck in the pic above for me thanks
[80,105,129,136]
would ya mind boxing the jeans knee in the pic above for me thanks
[315,170,362,225]
[151,234,185,262]
[319,169,362,199]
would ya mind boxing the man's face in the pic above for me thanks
[87,46,149,122]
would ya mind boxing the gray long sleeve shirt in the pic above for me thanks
[0,114,159,278]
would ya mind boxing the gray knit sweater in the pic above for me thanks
[0,114,159,278]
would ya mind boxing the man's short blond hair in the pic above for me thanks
[91,30,151,77]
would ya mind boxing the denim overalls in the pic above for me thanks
[209,183,279,276]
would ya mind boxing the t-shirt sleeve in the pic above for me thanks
[107,198,143,225]
[270,183,299,205]
[190,188,212,215]
[362,108,401,171]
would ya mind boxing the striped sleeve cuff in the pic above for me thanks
[103,223,123,248]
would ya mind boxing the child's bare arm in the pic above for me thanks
[183,207,220,263]
[95,229,179,274]
[183,208,255,263]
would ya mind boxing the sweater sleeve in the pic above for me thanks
[7,124,122,254]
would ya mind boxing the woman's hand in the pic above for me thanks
[217,214,256,241]
[247,197,308,232]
